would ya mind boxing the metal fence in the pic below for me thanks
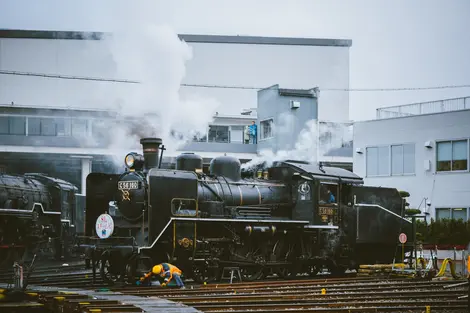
[376,96,470,119]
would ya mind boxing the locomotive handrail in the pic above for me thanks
[138,217,310,254]
[173,217,309,223]
[199,179,286,187]
[304,224,339,229]
[138,218,174,253]
[355,203,412,224]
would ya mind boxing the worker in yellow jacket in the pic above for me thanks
[138,263,184,288]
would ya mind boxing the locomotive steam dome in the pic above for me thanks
[176,153,203,172]
[209,155,241,181]
[116,171,146,221]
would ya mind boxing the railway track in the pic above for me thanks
[0,259,110,289]
[1,257,468,312]
[0,257,360,289]
[109,277,469,312]
[1,276,468,312]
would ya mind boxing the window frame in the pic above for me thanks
[229,125,245,143]
[207,125,230,143]
[435,207,469,221]
[0,115,26,135]
[435,138,469,173]
[391,143,416,176]
[365,142,416,178]
[365,145,390,177]
[259,118,274,141]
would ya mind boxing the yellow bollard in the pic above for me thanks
[321,288,326,295]
[467,256,470,277]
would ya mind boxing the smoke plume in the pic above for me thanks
[87,3,220,163]
[241,115,352,170]
[1,1,220,165]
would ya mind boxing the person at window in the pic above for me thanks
[249,121,257,144]
[327,189,336,204]
[319,185,336,204]
[244,125,250,144]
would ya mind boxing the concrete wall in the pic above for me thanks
[353,109,470,220]
[256,86,318,152]
[0,34,351,121]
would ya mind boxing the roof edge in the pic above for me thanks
[0,29,352,47]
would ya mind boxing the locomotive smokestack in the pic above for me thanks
[140,138,163,171]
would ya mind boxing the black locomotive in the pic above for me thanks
[84,138,414,284]
[0,173,79,266]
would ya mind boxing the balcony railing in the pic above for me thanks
[376,96,470,119]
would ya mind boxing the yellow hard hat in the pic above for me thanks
[152,264,163,274]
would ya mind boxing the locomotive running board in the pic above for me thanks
[0,203,61,215]
[138,217,309,253]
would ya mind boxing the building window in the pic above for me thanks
[28,117,41,135]
[10,117,26,135]
[436,208,468,221]
[0,116,7,134]
[230,126,244,143]
[0,116,26,135]
[260,119,273,140]
[72,119,88,137]
[40,118,56,136]
[192,132,207,142]
[56,118,72,136]
[436,140,468,172]
[391,143,415,175]
[208,125,229,143]
[366,146,389,176]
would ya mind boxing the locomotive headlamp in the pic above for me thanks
[124,152,144,170]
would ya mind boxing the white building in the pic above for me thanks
[0,29,355,195]
[353,97,470,221]
[0,29,352,123]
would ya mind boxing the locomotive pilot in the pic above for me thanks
[138,263,185,288]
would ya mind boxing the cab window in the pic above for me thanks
[319,183,338,204]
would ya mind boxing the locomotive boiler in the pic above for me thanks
[84,138,414,284]
[0,173,79,266]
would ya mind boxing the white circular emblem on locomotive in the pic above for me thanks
[298,182,311,195]
[95,213,115,239]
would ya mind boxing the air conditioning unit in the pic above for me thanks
[290,100,300,109]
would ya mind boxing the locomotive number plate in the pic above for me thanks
[319,207,334,215]
[118,181,139,190]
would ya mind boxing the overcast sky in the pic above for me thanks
[1,0,469,121]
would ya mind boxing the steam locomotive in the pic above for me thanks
[84,138,413,284]
[0,173,79,267]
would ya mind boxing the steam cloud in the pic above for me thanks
[88,2,220,163]
[2,1,220,165]
[241,115,353,170]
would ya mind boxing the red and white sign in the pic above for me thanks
[95,213,115,239]
[399,233,407,244]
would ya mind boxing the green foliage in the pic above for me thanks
[416,219,470,245]
[399,190,410,198]
[405,208,421,216]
